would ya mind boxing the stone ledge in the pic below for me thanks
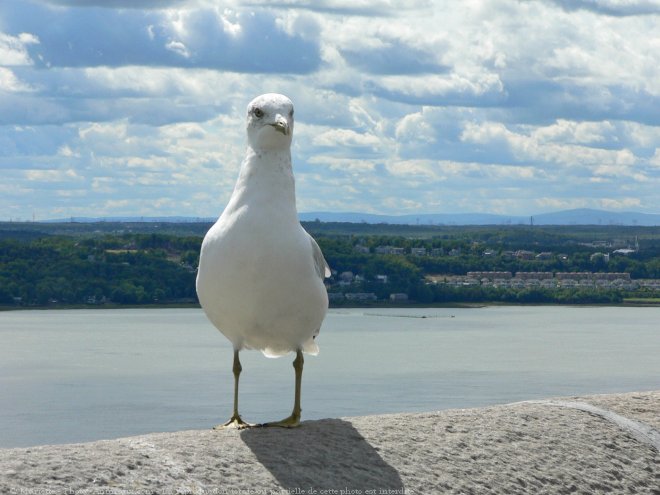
[1,391,658,494]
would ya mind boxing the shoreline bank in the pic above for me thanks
[3,299,660,312]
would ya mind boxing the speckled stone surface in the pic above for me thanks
[1,391,658,494]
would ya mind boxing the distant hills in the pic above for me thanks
[299,208,660,226]
[44,208,660,226]
[44,216,216,224]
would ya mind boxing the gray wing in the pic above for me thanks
[309,235,331,279]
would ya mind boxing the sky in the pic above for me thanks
[1,0,660,221]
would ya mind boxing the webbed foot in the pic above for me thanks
[214,414,257,430]
[263,413,301,428]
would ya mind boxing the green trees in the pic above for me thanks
[0,235,197,307]
[0,223,658,307]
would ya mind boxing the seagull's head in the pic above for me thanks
[246,93,294,151]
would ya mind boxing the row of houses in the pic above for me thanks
[360,245,565,259]
[466,271,632,281]
[356,245,638,261]
[356,245,445,256]
[329,292,409,302]
[336,271,389,285]
[438,272,659,291]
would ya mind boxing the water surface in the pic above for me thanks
[0,306,658,448]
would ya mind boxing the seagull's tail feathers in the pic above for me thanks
[260,337,319,358]
[301,337,320,356]
[262,347,289,358]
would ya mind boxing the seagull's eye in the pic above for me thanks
[289,109,294,118]
[253,108,264,118]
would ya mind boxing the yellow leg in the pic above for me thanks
[214,350,255,429]
[264,349,304,428]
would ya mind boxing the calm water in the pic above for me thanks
[0,306,658,448]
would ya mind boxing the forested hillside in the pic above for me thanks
[0,234,199,306]
[1,222,659,307]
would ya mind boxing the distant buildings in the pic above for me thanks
[375,245,405,255]
[325,237,653,304]
[364,245,448,256]
[344,292,377,302]
[613,248,636,256]
[467,271,512,280]
[515,250,535,260]
[390,293,409,302]
[435,271,638,290]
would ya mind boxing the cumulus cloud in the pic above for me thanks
[531,120,617,145]
[4,1,321,73]
[0,67,34,92]
[243,0,432,16]
[600,197,643,210]
[369,72,506,106]
[650,149,660,168]
[545,0,660,17]
[1,0,659,219]
[0,32,39,66]
[385,159,443,181]
[313,128,382,149]
[25,168,82,182]
[42,0,186,7]
[395,112,436,143]
[460,120,640,171]
[341,42,447,75]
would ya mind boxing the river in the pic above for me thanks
[0,306,658,448]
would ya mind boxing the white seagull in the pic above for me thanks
[196,93,330,429]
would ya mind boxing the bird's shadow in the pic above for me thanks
[240,418,404,492]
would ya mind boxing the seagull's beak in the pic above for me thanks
[270,116,290,136]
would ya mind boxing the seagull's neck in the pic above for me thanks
[225,146,298,220]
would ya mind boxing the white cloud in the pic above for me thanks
[372,72,505,103]
[461,120,639,169]
[0,32,38,66]
[599,197,642,210]
[220,9,243,37]
[382,196,423,211]
[79,121,128,143]
[307,156,376,173]
[165,40,191,58]
[57,144,78,157]
[545,0,660,17]
[385,160,442,181]
[532,120,616,145]
[312,128,382,149]
[25,168,82,182]
[0,67,34,92]
[1,0,659,219]
[395,112,435,143]
[650,149,660,168]
[55,188,86,198]
[535,197,590,211]
[460,121,510,146]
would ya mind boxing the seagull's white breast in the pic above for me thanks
[196,150,328,357]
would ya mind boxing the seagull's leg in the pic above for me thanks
[215,350,255,429]
[264,349,304,428]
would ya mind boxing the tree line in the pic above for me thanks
[0,234,199,306]
[1,226,659,308]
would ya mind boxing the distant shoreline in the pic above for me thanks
[2,299,659,312]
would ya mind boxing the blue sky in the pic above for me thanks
[1,0,659,220]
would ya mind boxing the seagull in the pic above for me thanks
[196,93,330,429]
